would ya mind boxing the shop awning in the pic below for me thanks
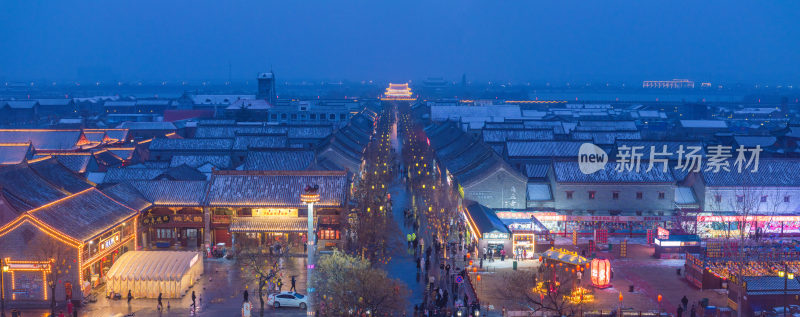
[229,217,315,233]
[543,248,589,266]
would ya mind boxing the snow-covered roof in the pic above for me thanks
[506,141,586,158]
[527,183,552,201]
[680,120,728,129]
[191,95,255,105]
[674,187,697,205]
[553,161,675,183]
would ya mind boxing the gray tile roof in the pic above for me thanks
[0,129,83,151]
[149,138,234,151]
[128,180,208,206]
[553,161,675,183]
[206,170,347,207]
[525,163,550,178]
[103,167,166,183]
[30,188,138,241]
[243,150,315,171]
[288,126,333,139]
[464,200,509,235]
[702,159,800,187]
[0,143,31,165]
[170,155,231,169]
[482,129,554,143]
[233,135,288,150]
[194,125,287,138]
[28,157,94,192]
[506,141,586,158]
[117,122,177,130]
[0,163,70,211]
[101,183,152,212]
[527,183,552,201]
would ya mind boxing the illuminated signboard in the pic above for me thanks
[99,232,121,250]
[253,208,298,217]
[483,232,509,240]
[657,227,670,240]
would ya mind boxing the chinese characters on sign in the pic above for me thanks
[614,145,762,173]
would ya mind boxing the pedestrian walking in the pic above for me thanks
[681,295,689,309]
[277,278,283,291]
[67,301,73,315]
[500,249,506,261]
[290,275,297,292]
[58,311,64,317]
[242,293,252,317]
[191,291,196,310]
[127,290,132,304]
[445,263,451,277]
[157,293,163,311]
[690,304,697,317]
[677,305,684,317]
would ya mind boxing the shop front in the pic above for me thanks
[142,210,204,249]
[0,188,140,304]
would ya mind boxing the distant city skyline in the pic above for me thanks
[2,1,799,85]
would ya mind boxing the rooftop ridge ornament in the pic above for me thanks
[382,83,415,100]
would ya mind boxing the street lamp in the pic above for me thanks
[301,185,321,316]
[778,265,794,317]
[1,259,8,317]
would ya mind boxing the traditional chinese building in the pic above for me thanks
[204,170,348,251]
[383,83,414,100]
[0,188,141,303]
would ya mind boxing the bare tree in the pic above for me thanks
[499,266,583,316]
[235,238,284,316]
[310,251,409,315]
[37,239,73,316]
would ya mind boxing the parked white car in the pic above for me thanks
[267,292,308,309]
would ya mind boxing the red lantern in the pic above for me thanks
[590,258,611,288]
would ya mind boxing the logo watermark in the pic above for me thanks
[578,144,762,175]
[578,143,608,174]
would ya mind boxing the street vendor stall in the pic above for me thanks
[105,251,203,298]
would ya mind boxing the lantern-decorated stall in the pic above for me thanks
[590,258,612,288]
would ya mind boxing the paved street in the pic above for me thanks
[8,258,309,317]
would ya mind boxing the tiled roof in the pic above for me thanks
[36,99,72,106]
[0,163,70,211]
[117,122,177,131]
[702,159,800,187]
[233,135,288,150]
[170,155,231,169]
[674,187,697,205]
[101,183,152,212]
[107,148,136,160]
[0,143,31,165]
[553,161,675,183]
[0,129,83,151]
[680,120,728,129]
[29,188,138,241]
[482,129,554,143]
[571,131,642,145]
[4,101,37,109]
[243,150,315,171]
[128,180,208,206]
[527,183,552,201]
[464,200,509,236]
[194,125,287,138]
[40,154,92,173]
[288,126,333,139]
[576,121,638,131]
[104,167,166,183]
[506,141,586,158]
[28,157,94,192]
[149,138,234,151]
[525,163,550,178]
[612,141,705,161]
[230,217,314,233]
[206,170,347,207]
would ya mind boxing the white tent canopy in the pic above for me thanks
[106,251,204,298]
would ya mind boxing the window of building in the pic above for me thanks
[280,113,287,119]
[736,195,744,203]
[612,192,619,200]
[785,196,791,203]
[156,229,175,239]
[329,113,336,120]
[310,114,316,119]
[760,195,768,202]
[658,192,665,200]
[636,192,643,200]
[340,114,347,120]
[291,114,297,120]
[715,195,722,203]
[588,191,596,199]
[270,114,277,120]
[566,191,573,200]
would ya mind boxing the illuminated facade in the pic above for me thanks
[0,188,139,303]
[382,83,414,100]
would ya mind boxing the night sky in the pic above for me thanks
[1,0,798,84]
